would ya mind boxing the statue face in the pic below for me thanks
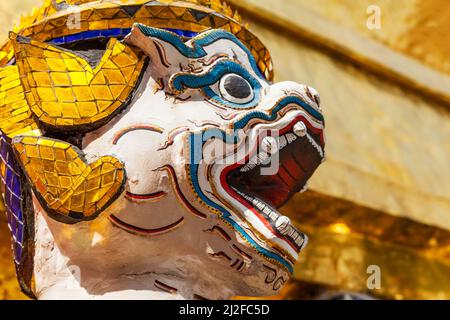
[3,21,324,298]
[59,24,325,297]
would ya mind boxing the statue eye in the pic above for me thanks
[219,73,254,104]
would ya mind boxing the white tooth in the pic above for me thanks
[257,152,268,164]
[248,163,257,170]
[263,207,272,215]
[248,157,258,165]
[235,189,245,197]
[288,228,296,237]
[279,135,287,149]
[306,133,324,158]
[286,133,297,144]
[275,216,291,235]
[261,136,279,154]
[269,211,278,221]
[293,121,307,137]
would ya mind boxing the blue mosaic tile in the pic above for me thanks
[100,28,126,37]
[81,30,101,39]
[49,28,198,45]
[166,28,198,38]
[0,133,24,266]
[64,32,83,43]
[51,37,66,45]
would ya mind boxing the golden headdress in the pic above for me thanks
[1,0,273,80]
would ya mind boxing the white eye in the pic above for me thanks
[219,73,254,104]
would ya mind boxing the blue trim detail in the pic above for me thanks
[0,133,24,265]
[64,32,83,43]
[233,96,325,126]
[165,28,199,38]
[188,134,293,273]
[100,28,123,37]
[49,28,130,45]
[136,23,265,80]
[172,60,262,109]
[48,28,199,45]
[82,30,102,38]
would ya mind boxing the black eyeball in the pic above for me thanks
[219,73,254,104]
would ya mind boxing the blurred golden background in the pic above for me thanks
[1,0,450,300]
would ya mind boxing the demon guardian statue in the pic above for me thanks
[0,0,325,300]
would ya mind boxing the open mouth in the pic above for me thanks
[221,114,325,254]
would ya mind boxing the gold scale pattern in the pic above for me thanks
[0,0,272,219]
[0,66,41,138]
[12,34,145,128]
[13,136,125,219]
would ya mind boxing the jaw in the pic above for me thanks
[198,109,325,268]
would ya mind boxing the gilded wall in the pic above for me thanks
[296,0,450,75]
[1,0,449,300]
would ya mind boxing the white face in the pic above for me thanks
[41,24,325,298]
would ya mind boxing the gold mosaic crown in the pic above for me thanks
[17,0,244,28]
[1,0,273,80]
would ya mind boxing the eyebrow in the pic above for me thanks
[136,23,264,79]
[112,124,164,145]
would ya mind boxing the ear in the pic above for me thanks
[124,24,181,77]
[12,135,126,224]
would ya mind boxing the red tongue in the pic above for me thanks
[227,136,322,208]
[235,174,291,208]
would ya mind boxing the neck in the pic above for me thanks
[32,202,235,300]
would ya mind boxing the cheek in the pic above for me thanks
[112,130,168,190]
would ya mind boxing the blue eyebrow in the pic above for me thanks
[136,23,264,79]
[171,59,256,92]
[233,96,325,125]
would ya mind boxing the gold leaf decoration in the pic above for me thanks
[11,34,145,130]
[12,135,125,221]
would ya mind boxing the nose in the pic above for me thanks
[305,86,321,107]
[265,81,322,111]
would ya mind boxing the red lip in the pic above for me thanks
[125,191,167,200]
[226,115,324,208]
[109,215,184,236]
[219,115,323,253]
